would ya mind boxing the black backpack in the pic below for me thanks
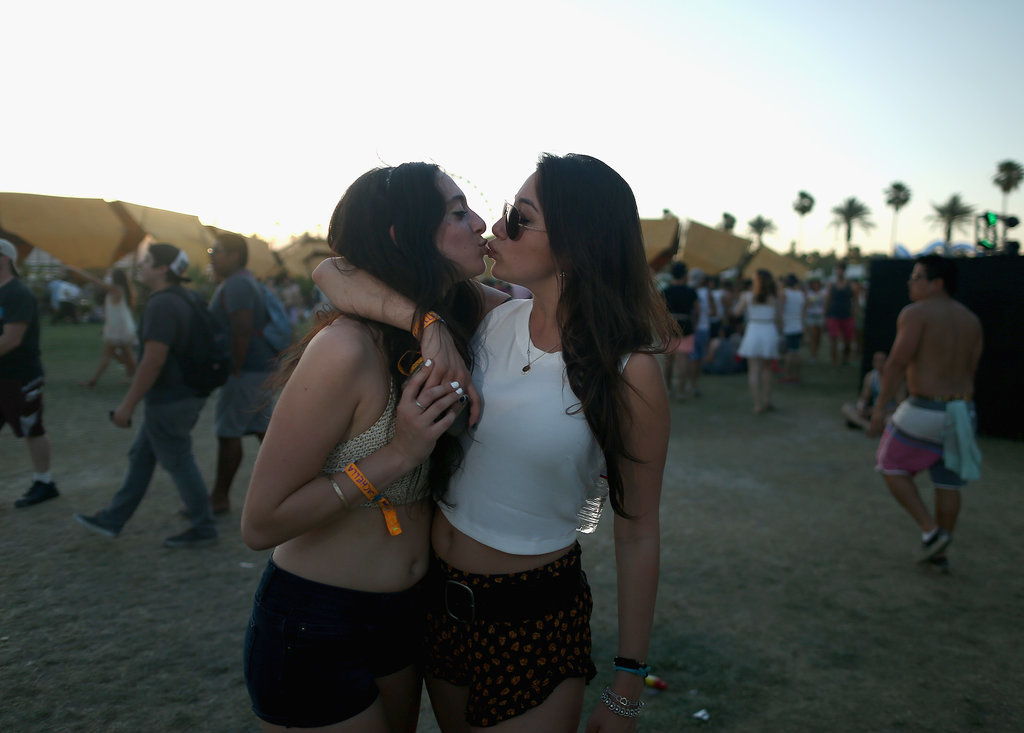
[157,288,233,397]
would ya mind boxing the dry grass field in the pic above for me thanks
[2,323,1022,732]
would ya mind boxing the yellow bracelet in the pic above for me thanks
[412,311,443,339]
[328,475,350,509]
[343,462,402,536]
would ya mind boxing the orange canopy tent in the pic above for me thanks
[679,220,751,274]
[640,216,681,271]
[115,201,216,270]
[0,193,145,269]
[741,245,809,280]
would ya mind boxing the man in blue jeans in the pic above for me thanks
[74,243,217,548]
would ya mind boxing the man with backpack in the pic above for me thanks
[74,244,217,547]
[206,232,284,515]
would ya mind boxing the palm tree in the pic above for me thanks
[884,181,912,249]
[720,212,736,232]
[747,215,777,247]
[792,191,815,249]
[993,160,1023,216]
[927,194,975,254]
[829,197,875,256]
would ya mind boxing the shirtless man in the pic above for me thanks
[868,255,983,570]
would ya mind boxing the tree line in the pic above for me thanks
[717,159,1023,257]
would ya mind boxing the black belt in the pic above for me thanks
[433,558,585,624]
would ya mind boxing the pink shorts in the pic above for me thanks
[826,317,854,342]
[876,424,965,489]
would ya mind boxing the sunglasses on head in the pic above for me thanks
[502,202,546,241]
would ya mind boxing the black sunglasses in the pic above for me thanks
[502,201,546,241]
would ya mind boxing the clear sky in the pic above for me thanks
[4,0,1022,256]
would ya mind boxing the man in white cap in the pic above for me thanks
[0,238,59,507]
[74,243,217,547]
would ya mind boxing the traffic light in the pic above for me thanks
[1006,215,1020,256]
[978,211,998,249]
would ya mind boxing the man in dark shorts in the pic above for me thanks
[825,262,856,367]
[74,244,217,548]
[661,262,698,400]
[206,232,275,515]
[868,255,983,571]
[0,239,59,507]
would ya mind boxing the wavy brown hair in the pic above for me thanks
[272,163,480,500]
[535,153,678,517]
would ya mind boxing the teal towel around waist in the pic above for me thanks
[943,401,982,480]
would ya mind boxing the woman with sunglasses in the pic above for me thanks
[240,162,502,733]
[313,153,676,732]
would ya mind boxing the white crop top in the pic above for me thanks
[441,299,624,554]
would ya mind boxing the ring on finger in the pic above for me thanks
[414,400,425,411]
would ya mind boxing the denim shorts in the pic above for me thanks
[244,559,427,728]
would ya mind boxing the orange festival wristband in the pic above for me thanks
[412,311,443,339]
[344,461,402,536]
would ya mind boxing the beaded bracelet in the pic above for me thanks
[614,656,651,677]
[600,687,645,719]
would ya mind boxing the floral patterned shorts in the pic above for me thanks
[424,544,597,727]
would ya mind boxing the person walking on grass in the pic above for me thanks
[869,255,983,572]
[74,244,217,548]
[733,269,782,414]
[660,261,697,401]
[64,265,138,387]
[825,262,856,367]
[206,232,276,515]
[779,273,806,383]
[0,238,59,508]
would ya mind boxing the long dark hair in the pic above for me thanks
[111,268,135,309]
[535,153,678,517]
[753,269,776,303]
[276,163,480,500]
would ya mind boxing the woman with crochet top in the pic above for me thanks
[313,153,676,732]
[240,162,506,733]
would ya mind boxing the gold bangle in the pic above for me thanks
[328,475,350,509]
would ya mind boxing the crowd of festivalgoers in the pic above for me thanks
[657,261,873,411]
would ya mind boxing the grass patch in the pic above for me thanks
[2,326,1023,731]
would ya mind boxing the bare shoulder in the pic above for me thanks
[954,299,982,328]
[622,353,668,398]
[297,318,380,378]
[898,301,927,324]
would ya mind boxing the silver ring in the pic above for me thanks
[414,400,425,411]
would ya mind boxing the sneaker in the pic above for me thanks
[74,512,120,538]
[918,528,952,562]
[15,481,60,508]
[163,528,217,548]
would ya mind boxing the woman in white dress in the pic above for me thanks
[734,269,782,414]
[66,266,137,386]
